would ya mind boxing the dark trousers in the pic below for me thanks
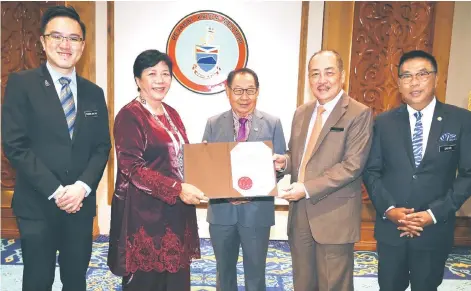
[209,223,271,291]
[122,268,191,291]
[377,241,449,291]
[17,214,93,291]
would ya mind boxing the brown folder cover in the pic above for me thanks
[183,141,278,198]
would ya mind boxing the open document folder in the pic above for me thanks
[183,141,278,198]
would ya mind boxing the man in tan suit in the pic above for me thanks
[274,50,373,291]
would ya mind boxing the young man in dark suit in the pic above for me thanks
[363,50,471,291]
[1,6,111,291]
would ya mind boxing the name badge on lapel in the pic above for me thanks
[439,144,456,152]
[84,110,98,117]
[330,127,344,132]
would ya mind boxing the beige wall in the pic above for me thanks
[446,1,471,216]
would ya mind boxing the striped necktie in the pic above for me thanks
[59,77,76,139]
[412,111,423,167]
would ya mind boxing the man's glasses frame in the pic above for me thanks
[43,34,84,45]
[398,70,436,84]
[230,87,258,96]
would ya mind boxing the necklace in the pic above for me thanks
[138,96,185,179]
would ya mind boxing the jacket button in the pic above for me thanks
[65,170,69,175]
[412,175,417,179]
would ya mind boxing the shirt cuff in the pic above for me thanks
[383,205,395,220]
[304,184,309,199]
[75,181,92,197]
[48,185,64,200]
[426,209,437,224]
[277,156,288,173]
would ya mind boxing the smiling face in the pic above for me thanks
[308,51,345,105]
[226,73,259,117]
[398,57,437,111]
[40,16,85,75]
[135,61,172,102]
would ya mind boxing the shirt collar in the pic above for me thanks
[316,89,344,113]
[407,97,436,118]
[232,110,253,121]
[46,62,77,86]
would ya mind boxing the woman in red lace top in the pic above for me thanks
[108,50,208,291]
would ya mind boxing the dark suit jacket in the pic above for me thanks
[285,93,373,244]
[1,64,111,219]
[202,109,287,227]
[363,101,471,250]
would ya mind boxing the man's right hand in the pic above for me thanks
[272,154,287,171]
[180,183,209,205]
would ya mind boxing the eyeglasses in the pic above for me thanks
[43,34,83,45]
[230,87,258,96]
[399,70,436,84]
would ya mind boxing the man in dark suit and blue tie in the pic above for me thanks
[202,68,286,291]
[1,6,111,291]
[363,50,471,291]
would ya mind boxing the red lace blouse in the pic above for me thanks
[107,100,200,276]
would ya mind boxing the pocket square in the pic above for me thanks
[439,133,457,142]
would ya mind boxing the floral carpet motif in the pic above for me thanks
[1,236,470,291]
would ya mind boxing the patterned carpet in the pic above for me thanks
[1,236,471,290]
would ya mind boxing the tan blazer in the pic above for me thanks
[285,93,373,244]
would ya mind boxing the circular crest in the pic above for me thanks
[167,10,248,95]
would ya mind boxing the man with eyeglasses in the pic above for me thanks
[363,50,471,291]
[202,68,286,291]
[1,6,110,291]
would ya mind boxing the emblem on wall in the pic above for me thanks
[167,10,248,94]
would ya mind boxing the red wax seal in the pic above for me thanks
[238,177,253,190]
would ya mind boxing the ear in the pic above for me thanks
[40,36,46,51]
[341,70,346,85]
[80,40,86,54]
[135,77,141,90]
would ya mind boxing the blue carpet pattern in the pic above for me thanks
[1,236,470,290]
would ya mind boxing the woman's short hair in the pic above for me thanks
[133,50,173,91]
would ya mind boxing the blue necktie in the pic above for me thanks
[59,77,76,139]
[412,111,423,167]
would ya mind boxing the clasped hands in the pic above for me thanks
[386,207,434,238]
[55,184,86,214]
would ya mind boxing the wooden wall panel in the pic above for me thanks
[348,1,436,116]
[322,1,355,93]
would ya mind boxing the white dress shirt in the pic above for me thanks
[385,97,437,224]
[46,62,91,200]
[300,89,344,198]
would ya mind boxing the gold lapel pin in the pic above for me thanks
[437,117,442,121]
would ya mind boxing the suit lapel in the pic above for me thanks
[71,76,85,143]
[310,94,348,156]
[218,110,235,142]
[38,65,71,142]
[395,104,415,168]
[296,102,316,167]
[247,110,263,141]
[419,101,446,168]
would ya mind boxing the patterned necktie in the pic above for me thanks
[412,111,423,167]
[237,118,248,142]
[59,77,76,139]
[298,105,326,183]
